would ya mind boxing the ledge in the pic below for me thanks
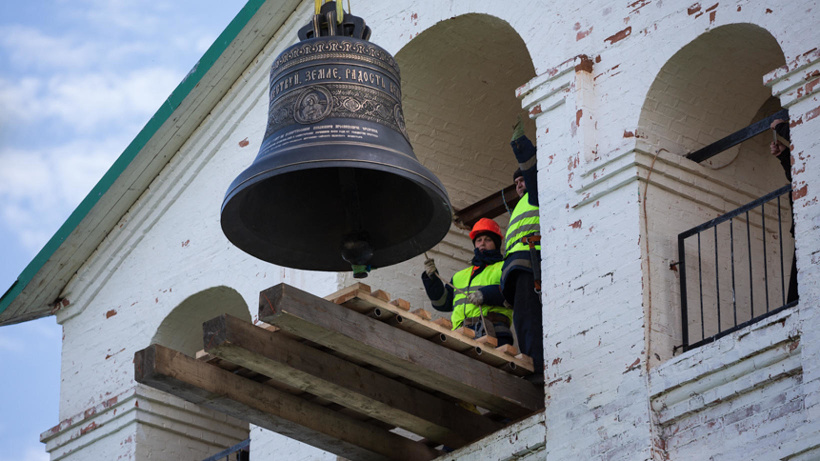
[649,308,801,426]
[436,411,545,461]
[40,386,248,461]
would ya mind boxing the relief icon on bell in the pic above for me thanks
[220,1,452,276]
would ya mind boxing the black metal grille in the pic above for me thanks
[677,184,798,352]
[202,439,250,461]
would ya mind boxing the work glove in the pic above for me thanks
[511,115,525,142]
[423,258,437,276]
[467,290,484,306]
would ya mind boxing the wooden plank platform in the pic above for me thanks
[260,284,543,417]
[135,282,544,460]
[323,283,534,375]
[135,344,440,461]
[203,314,502,447]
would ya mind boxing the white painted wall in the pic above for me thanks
[44,0,820,460]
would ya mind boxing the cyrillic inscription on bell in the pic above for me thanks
[220,1,452,277]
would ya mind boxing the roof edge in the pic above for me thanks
[0,0,268,323]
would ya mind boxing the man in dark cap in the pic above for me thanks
[501,117,544,382]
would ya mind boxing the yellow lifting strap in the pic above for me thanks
[315,0,345,24]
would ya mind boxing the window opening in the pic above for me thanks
[674,110,797,353]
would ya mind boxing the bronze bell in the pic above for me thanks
[220,1,452,276]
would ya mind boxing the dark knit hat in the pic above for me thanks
[473,231,502,251]
[513,168,523,181]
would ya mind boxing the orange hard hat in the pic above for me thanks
[469,217,502,241]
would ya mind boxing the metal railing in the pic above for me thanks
[202,439,250,461]
[677,184,798,352]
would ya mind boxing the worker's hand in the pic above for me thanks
[467,290,484,306]
[423,258,437,276]
[511,115,525,142]
[770,140,784,157]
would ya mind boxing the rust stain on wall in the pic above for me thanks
[793,185,808,200]
[688,3,701,15]
[629,0,651,14]
[238,138,249,148]
[575,55,594,73]
[105,309,117,319]
[570,220,583,229]
[605,26,632,44]
[804,105,820,122]
[568,153,580,171]
[80,422,98,436]
[624,358,641,373]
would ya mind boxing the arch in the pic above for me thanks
[638,23,785,168]
[153,286,251,357]
[395,13,537,220]
[365,13,538,315]
[637,24,791,366]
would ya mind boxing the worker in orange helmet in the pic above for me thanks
[421,218,514,346]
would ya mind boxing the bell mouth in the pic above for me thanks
[221,162,451,272]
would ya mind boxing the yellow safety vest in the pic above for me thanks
[451,261,512,329]
[505,192,540,256]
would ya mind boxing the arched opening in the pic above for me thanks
[638,24,790,365]
[397,14,536,219]
[153,286,251,357]
[357,13,538,354]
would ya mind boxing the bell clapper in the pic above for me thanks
[341,235,373,278]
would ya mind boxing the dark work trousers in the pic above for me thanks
[470,320,514,347]
[511,270,544,374]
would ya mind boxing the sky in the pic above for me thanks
[0,1,247,459]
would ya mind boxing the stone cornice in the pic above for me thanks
[516,55,594,118]
[571,146,789,217]
[765,48,820,108]
[40,386,247,460]
[650,308,800,425]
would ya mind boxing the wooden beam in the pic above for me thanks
[348,290,532,373]
[453,184,519,229]
[134,344,439,461]
[259,284,543,418]
[203,314,502,447]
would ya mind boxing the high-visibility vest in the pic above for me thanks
[451,261,512,329]
[505,192,540,256]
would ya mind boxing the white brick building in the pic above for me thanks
[1,0,818,459]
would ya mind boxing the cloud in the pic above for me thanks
[0,25,99,71]
[0,66,181,134]
[78,0,166,35]
[41,67,181,132]
[0,334,23,352]
[0,136,125,253]
[0,445,49,461]
[0,76,43,125]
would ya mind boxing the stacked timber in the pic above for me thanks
[134,283,544,461]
